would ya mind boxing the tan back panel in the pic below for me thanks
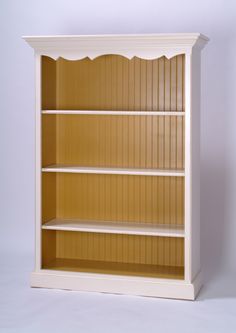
[42,56,56,110]
[42,54,185,169]
[55,173,184,225]
[42,114,185,169]
[42,173,56,223]
[56,231,184,267]
[42,230,184,279]
[54,55,185,111]
[41,54,186,279]
[42,229,56,266]
[43,258,184,279]
[42,173,184,226]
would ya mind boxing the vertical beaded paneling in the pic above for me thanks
[56,173,184,225]
[41,54,186,275]
[54,114,184,170]
[56,231,184,267]
[42,54,185,170]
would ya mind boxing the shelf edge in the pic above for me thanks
[42,220,185,238]
[42,166,185,177]
[42,110,185,116]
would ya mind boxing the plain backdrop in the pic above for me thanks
[0,0,236,332]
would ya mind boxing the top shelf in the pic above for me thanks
[42,110,185,116]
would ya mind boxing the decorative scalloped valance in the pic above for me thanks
[23,33,208,61]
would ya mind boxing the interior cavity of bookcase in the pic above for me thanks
[24,33,208,299]
[40,53,186,282]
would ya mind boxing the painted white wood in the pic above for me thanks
[42,165,185,177]
[30,270,202,300]
[42,219,185,237]
[184,50,202,284]
[190,49,201,281]
[42,110,185,116]
[184,53,192,283]
[24,33,208,300]
[23,33,208,60]
[35,53,42,271]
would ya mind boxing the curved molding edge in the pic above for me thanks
[23,33,209,60]
[32,50,187,61]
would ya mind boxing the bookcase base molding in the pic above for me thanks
[24,33,208,300]
[31,270,202,300]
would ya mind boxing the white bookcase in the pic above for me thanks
[24,33,208,300]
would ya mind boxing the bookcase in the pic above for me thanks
[24,34,208,300]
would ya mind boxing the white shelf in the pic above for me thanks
[42,110,185,116]
[42,219,185,238]
[42,165,185,177]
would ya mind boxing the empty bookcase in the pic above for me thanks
[24,33,208,300]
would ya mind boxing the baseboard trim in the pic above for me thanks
[31,269,202,300]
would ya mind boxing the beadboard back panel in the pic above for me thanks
[42,230,184,279]
[42,114,185,170]
[42,54,185,111]
[42,173,184,225]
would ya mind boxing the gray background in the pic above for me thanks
[1,0,236,332]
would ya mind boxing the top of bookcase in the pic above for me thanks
[23,33,209,60]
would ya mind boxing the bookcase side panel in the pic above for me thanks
[184,53,191,282]
[184,50,201,283]
[35,54,42,271]
[190,50,201,281]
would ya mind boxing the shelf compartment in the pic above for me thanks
[42,173,184,225]
[43,258,184,280]
[42,230,184,279]
[42,55,185,112]
[42,219,185,237]
[42,110,185,116]
[42,164,185,177]
[42,114,185,170]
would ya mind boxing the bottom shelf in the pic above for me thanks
[43,258,184,280]
[42,230,184,280]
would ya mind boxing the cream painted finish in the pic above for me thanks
[24,33,208,300]
[23,33,208,60]
[42,219,185,237]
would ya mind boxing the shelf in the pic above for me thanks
[43,258,184,279]
[42,165,185,177]
[42,110,185,116]
[42,219,185,237]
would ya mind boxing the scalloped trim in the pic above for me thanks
[41,52,185,61]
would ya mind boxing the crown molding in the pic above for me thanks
[23,33,209,60]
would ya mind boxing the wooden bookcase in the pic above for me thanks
[24,34,208,300]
